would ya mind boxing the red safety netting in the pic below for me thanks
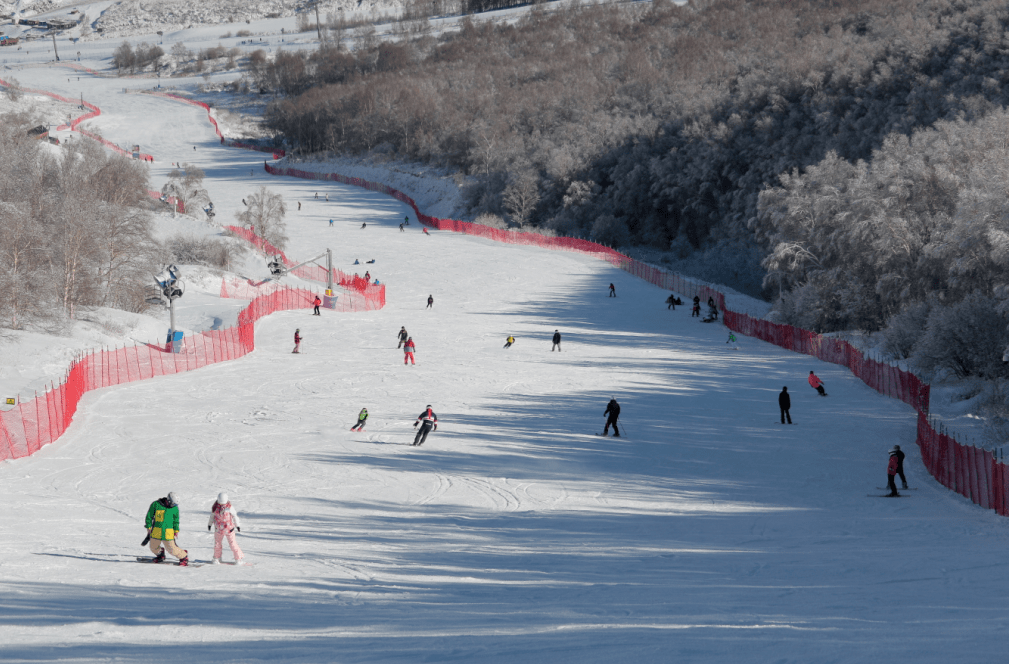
[0,286,317,461]
[143,91,285,159]
[263,161,1009,518]
[223,225,386,309]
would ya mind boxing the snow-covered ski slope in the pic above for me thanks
[4,69,1009,664]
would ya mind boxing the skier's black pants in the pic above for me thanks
[815,385,826,396]
[887,474,899,495]
[352,418,366,431]
[414,422,434,446]
[603,417,619,436]
[504,342,512,348]
[897,468,907,487]
[313,305,320,315]
[780,408,791,424]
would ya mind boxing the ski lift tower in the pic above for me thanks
[154,265,185,351]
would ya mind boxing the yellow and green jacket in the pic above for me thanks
[145,498,180,541]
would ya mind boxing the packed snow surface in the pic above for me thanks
[2,35,1009,664]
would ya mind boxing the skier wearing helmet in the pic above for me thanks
[412,406,438,446]
[144,492,188,565]
[403,337,416,365]
[208,492,244,565]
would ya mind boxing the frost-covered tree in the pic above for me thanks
[235,187,288,251]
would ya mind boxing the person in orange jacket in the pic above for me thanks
[808,371,826,396]
[312,296,322,315]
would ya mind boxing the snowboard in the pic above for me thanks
[877,487,917,490]
[136,556,204,567]
[866,494,911,498]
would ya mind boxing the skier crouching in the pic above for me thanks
[808,370,826,396]
[208,492,244,565]
[413,406,438,446]
[144,492,188,566]
[886,449,900,497]
[351,408,368,431]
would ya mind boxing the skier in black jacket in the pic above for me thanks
[603,398,620,437]
[893,444,907,489]
[412,406,438,446]
[552,330,562,352]
[397,326,408,349]
[778,386,792,424]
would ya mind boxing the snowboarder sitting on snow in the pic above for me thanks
[366,259,375,264]
[504,335,515,348]
[887,448,901,497]
[808,370,826,396]
[313,296,322,316]
[351,408,368,431]
[403,337,416,365]
[609,283,616,297]
[144,492,188,566]
[778,386,792,424]
[603,398,621,437]
[293,329,302,354]
[413,406,438,446]
[398,326,409,348]
[552,330,562,351]
[207,492,244,565]
[893,444,907,489]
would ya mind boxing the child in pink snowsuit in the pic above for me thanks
[208,492,244,564]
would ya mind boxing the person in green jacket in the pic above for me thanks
[350,408,368,431]
[145,492,188,565]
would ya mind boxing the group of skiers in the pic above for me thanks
[143,492,244,566]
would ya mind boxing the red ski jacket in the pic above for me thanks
[887,455,898,475]
[808,373,823,389]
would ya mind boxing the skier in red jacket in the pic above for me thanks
[293,329,302,354]
[403,337,416,365]
[808,371,826,396]
[312,296,322,315]
[886,448,900,497]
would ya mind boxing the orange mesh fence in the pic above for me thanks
[263,161,1009,516]
[223,225,386,309]
[0,286,317,461]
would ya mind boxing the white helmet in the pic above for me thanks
[217,492,229,505]
[167,492,179,507]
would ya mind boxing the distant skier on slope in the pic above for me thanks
[778,386,792,424]
[426,295,434,308]
[603,398,621,437]
[808,371,826,396]
[893,444,908,489]
[886,448,901,497]
[609,283,616,297]
[144,492,188,566]
[423,227,430,235]
[403,337,416,365]
[207,492,244,565]
[293,329,302,354]
[313,296,322,316]
[552,330,562,351]
[504,335,515,348]
[404,215,410,225]
[351,408,368,432]
[691,296,701,318]
[412,406,438,446]
[397,326,409,348]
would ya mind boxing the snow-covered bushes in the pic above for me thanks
[164,234,246,270]
[880,301,930,360]
[914,295,1009,380]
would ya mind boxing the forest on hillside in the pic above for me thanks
[259,0,1009,391]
